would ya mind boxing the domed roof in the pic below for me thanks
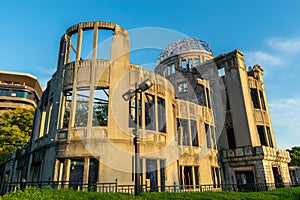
[157,37,213,63]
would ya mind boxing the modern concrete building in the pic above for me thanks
[0,21,291,193]
[0,71,42,114]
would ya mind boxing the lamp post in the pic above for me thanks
[122,78,153,196]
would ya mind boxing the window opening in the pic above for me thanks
[92,87,109,126]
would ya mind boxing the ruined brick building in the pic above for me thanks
[1,21,291,193]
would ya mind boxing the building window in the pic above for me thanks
[61,91,72,129]
[205,124,212,148]
[196,84,207,106]
[165,65,170,76]
[191,120,198,146]
[181,59,187,70]
[226,128,236,149]
[250,88,260,109]
[182,119,190,146]
[157,97,166,133]
[11,90,31,99]
[0,89,9,96]
[160,160,166,191]
[257,125,268,146]
[179,166,199,187]
[88,158,99,186]
[259,90,266,111]
[145,93,156,131]
[146,159,158,192]
[206,88,211,109]
[194,58,199,65]
[69,159,84,190]
[171,63,176,74]
[211,167,221,188]
[266,126,274,148]
[44,99,53,135]
[75,88,90,127]
[177,118,181,145]
[178,82,188,93]
[92,87,109,126]
[188,59,193,68]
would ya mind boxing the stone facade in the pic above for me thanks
[0,21,291,193]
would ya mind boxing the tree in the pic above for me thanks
[287,146,300,166]
[0,107,35,163]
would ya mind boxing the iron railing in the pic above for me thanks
[1,180,299,195]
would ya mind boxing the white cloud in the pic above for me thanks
[268,37,300,54]
[268,96,300,149]
[244,51,283,68]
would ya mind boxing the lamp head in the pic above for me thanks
[138,79,153,92]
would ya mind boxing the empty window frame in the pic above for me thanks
[92,87,109,126]
[196,84,207,106]
[181,119,190,146]
[179,166,199,187]
[157,97,166,133]
[171,63,176,74]
[183,166,193,186]
[257,125,268,146]
[160,160,166,191]
[61,91,72,129]
[181,59,187,70]
[205,124,212,148]
[266,126,274,148]
[75,88,90,127]
[250,88,260,109]
[205,88,211,109]
[165,65,170,76]
[43,99,53,135]
[145,93,156,131]
[211,167,221,188]
[226,127,236,149]
[194,58,199,66]
[211,126,217,150]
[178,82,188,93]
[177,118,182,145]
[191,120,198,146]
[259,90,266,111]
[188,59,193,68]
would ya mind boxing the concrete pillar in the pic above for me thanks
[98,160,103,183]
[156,160,161,190]
[53,159,60,182]
[83,158,90,190]
[181,166,184,186]
[142,158,146,187]
[92,23,98,60]
[63,159,71,188]
[192,166,196,188]
[76,24,83,61]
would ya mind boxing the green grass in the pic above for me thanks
[1,186,300,200]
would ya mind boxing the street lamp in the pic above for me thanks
[122,78,153,196]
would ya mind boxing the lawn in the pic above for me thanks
[1,186,300,200]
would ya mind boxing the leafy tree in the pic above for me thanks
[92,104,108,126]
[0,107,35,163]
[287,146,300,166]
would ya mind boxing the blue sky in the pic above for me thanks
[0,0,299,149]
